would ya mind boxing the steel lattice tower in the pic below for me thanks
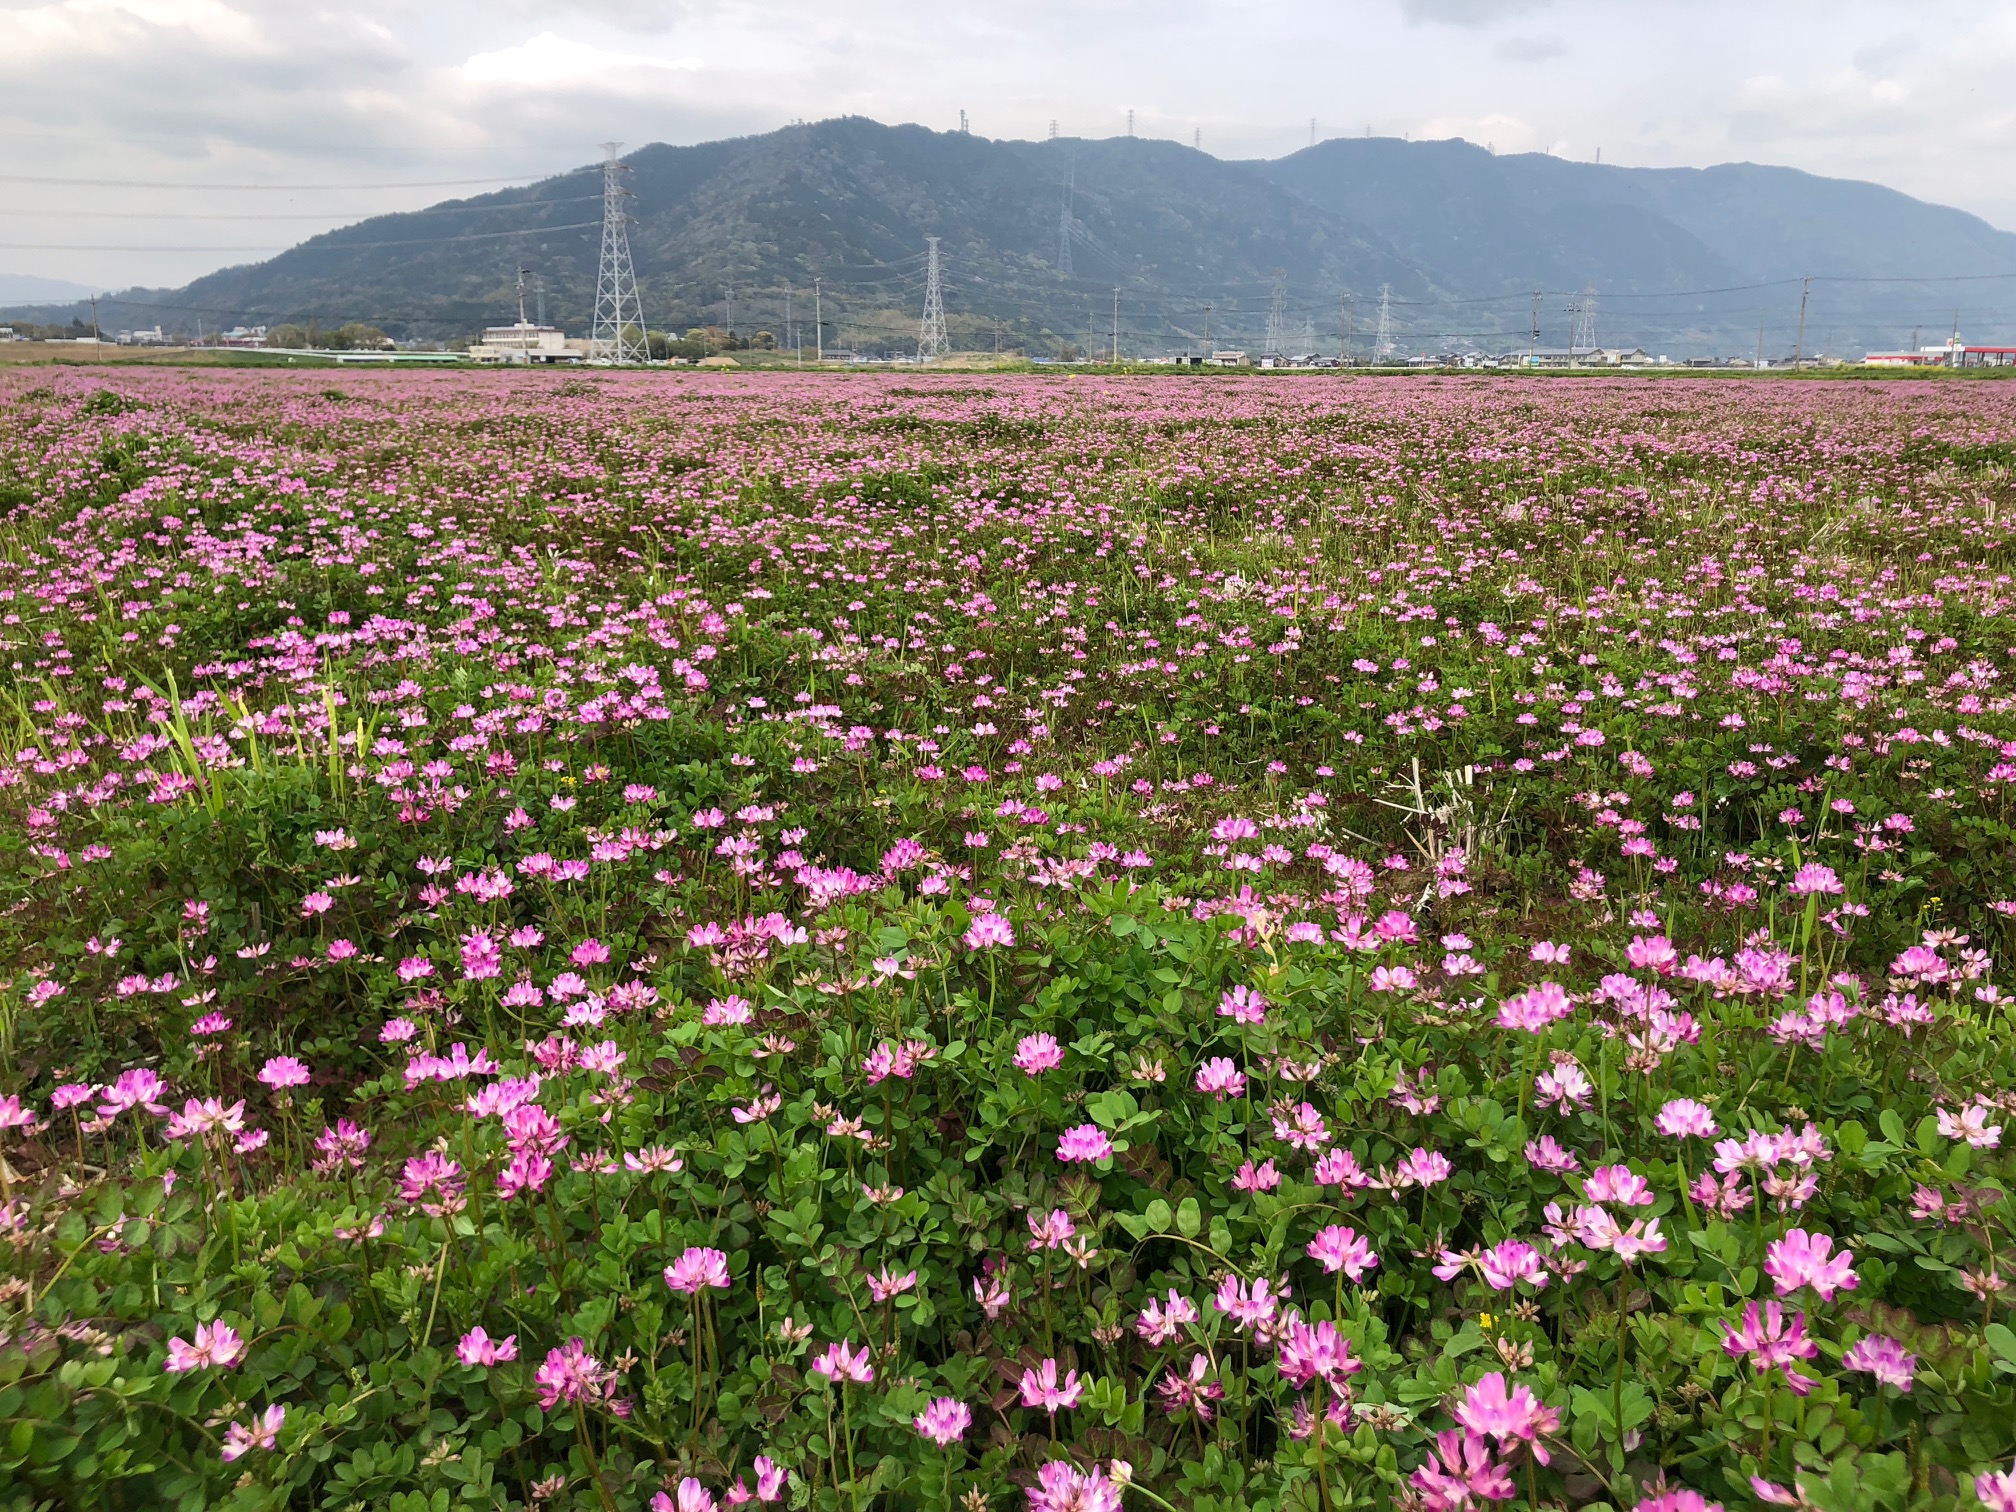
[591,143,647,365]
[1570,284,1598,351]
[918,236,948,359]
[1263,270,1287,357]
[1374,283,1396,359]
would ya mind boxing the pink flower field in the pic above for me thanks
[3,368,2016,1512]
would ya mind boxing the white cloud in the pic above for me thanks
[459,31,701,89]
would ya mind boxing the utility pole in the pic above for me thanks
[1126,109,1135,137]
[1194,127,1202,151]
[1341,293,1353,363]
[1111,287,1120,364]
[535,275,546,327]
[88,294,100,346]
[959,109,969,134]
[725,286,734,341]
[1049,119,1059,140]
[814,278,822,366]
[1794,274,1810,366]
[1528,288,1542,367]
[515,266,529,326]
[1202,302,1212,351]
[1374,284,1394,360]
[1756,319,1765,371]
[786,288,795,362]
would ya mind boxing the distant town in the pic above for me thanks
[3,314,2010,372]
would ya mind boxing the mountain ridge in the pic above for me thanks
[12,118,2015,357]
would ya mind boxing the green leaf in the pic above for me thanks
[1176,1197,1202,1238]
[1145,1198,1173,1233]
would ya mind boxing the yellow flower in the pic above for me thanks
[1478,1312,1496,1332]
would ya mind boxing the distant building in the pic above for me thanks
[116,327,167,346]
[0,326,20,343]
[219,326,268,348]
[1205,349,1249,367]
[468,323,579,364]
[1864,335,2016,368]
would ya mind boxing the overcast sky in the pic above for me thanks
[4,0,2013,294]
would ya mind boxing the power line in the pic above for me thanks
[1,197,604,221]
[0,222,602,254]
[0,170,591,191]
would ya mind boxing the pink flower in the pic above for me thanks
[496,1150,554,1200]
[1410,1429,1516,1511]
[1313,1147,1371,1189]
[1721,1300,1819,1394]
[703,995,754,1027]
[220,1403,285,1462]
[459,929,503,981]
[1584,1164,1655,1208]
[1655,1099,1718,1139]
[1014,1032,1063,1075]
[1218,985,1268,1024]
[1625,935,1678,974]
[1194,1057,1245,1099]
[1056,1124,1114,1163]
[867,1266,918,1302]
[1977,1462,2016,1512]
[1937,1102,2003,1149]
[1635,1488,1724,1512]
[811,1338,875,1385]
[1455,1372,1559,1462]
[1307,1224,1378,1281]
[664,1246,732,1293]
[1787,862,1844,896]
[1272,1101,1331,1151]
[457,1326,519,1367]
[914,1396,971,1446]
[257,1055,311,1091]
[651,1479,716,1512]
[99,1067,170,1120]
[534,1337,614,1408]
[1212,1275,1285,1332]
[1026,1461,1124,1512]
[1277,1316,1362,1392]
[399,1150,465,1215]
[1018,1357,1084,1412]
[1841,1333,1916,1391]
[1477,1240,1550,1291]
[164,1319,246,1373]
[1764,1229,1857,1301]
[1231,1157,1281,1192]
[569,937,612,967]
[1392,1147,1452,1188]
[1525,1135,1580,1175]
[1497,981,1573,1033]
[1136,1289,1199,1344]
[1027,1207,1076,1250]
[964,913,1015,950]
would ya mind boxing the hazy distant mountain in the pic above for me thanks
[0,273,100,305]
[16,119,2016,357]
